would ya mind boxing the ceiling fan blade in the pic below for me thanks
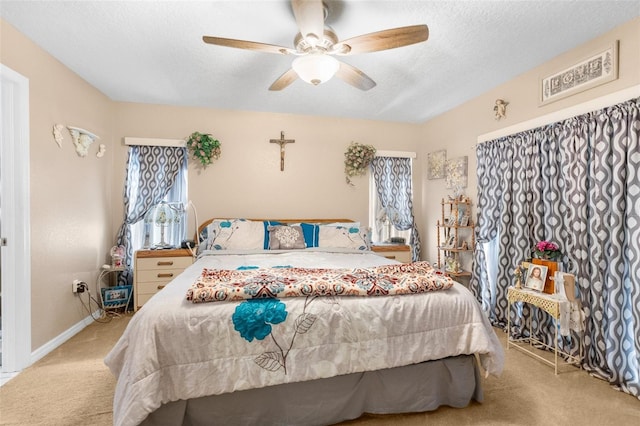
[335,62,376,91]
[291,0,325,43]
[269,68,299,91]
[332,25,429,55]
[203,36,295,55]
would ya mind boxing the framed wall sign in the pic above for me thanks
[540,41,618,106]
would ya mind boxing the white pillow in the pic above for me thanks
[318,224,370,250]
[202,219,265,251]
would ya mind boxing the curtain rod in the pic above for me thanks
[124,137,186,147]
[475,84,640,146]
[375,150,416,158]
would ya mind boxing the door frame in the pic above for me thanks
[0,64,31,381]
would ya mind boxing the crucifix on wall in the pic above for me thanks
[270,131,295,171]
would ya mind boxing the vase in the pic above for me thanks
[532,258,559,294]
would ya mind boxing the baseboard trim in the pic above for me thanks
[30,310,102,365]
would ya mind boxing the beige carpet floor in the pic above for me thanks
[1,314,638,426]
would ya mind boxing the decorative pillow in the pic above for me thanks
[318,224,370,250]
[298,223,320,248]
[268,225,306,250]
[263,220,282,249]
[200,219,265,251]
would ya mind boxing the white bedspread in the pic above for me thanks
[105,250,504,426]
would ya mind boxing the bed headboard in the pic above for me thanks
[197,218,354,240]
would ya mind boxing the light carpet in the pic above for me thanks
[1,314,638,425]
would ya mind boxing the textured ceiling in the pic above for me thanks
[1,1,639,123]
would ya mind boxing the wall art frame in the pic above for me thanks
[427,149,446,180]
[540,41,618,106]
[445,156,468,189]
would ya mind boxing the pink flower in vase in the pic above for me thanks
[533,240,562,260]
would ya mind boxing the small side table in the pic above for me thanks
[97,264,129,313]
[507,286,582,374]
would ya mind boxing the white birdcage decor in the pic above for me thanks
[143,202,185,249]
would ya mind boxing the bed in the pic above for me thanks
[105,219,504,426]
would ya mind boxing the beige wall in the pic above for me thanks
[418,17,640,268]
[1,19,116,350]
[112,104,421,237]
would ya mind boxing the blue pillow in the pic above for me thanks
[299,223,320,248]
[263,221,282,249]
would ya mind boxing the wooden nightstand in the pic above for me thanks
[134,248,194,311]
[371,244,411,263]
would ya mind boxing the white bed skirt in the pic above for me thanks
[140,354,481,426]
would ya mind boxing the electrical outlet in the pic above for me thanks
[72,279,86,293]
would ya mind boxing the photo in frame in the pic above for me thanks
[445,156,468,189]
[540,41,618,105]
[459,215,469,226]
[525,264,548,292]
[427,150,446,180]
[102,285,132,308]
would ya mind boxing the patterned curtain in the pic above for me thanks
[371,157,421,261]
[116,145,187,285]
[473,97,640,399]
[471,133,533,324]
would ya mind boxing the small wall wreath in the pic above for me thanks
[344,142,376,185]
[186,131,221,167]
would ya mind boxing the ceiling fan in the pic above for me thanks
[202,0,429,91]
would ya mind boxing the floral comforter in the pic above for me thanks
[105,250,504,426]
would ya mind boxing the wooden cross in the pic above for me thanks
[270,131,295,171]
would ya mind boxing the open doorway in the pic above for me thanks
[0,64,31,384]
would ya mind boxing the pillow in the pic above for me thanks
[268,225,306,250]
[200,219,265,251]
[318,224,370,250]
[263,220,282,249]
[294,222,359,248]
[298,223,320,248]
[324,222,360,228]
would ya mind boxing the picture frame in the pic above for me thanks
[102,285,131,308]
[540,41,618,106]
[525,264,548,292]
[445,156,468,189]
[459,214,469,227]
[427,150,446,180]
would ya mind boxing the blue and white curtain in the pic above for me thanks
[371,156,421,261]
[472,97,640,399]
[116,145,187,285]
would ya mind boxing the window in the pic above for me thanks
[368,151,416,245]
[130,161,187,251]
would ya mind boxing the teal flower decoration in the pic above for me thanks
[232,299,288,342]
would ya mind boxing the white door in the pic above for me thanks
[0,64,31,383]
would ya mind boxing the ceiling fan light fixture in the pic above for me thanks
[292,53,339,86]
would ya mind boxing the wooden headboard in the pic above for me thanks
[197,218,354,240]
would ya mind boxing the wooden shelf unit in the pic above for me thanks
[437,198,475,277]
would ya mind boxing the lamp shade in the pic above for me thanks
[292,53,339,86]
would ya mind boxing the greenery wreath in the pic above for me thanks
[344,142,376,185]
[186,131,221,167]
